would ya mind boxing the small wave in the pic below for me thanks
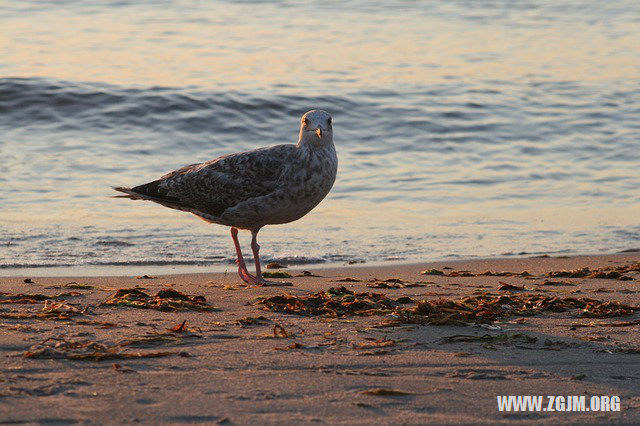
[0,77,362,138]
[87,256,330,267]
[325,254,369,264]
[95,240,135,247]
[88,260,212,266]
[0,262,76,269]
[262,256,327,265]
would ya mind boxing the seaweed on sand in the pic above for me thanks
[546,263,639,280]
[393,294,640,326]
[24,322,200,360]
[257,288,639,326]
[273,342,304,351]
[498,282,525,291]
[45,282,95,290]
[361,388,414,396]
[571,319,640,328]
[366,279,427,289]
[424,269,532,278]
[100,288,216,312]
[118,332,202,348]
[236,316,271,327]
[538,280,576,286]
[421,269,445,276]
[425,261,639,280]
[352,339,397,350]
[0,292,80,304]
[258,287,400,317]
[477,271,532,277]
[440,333,537,345]
[23,337,183,361]
[262,271,293,278]
[0,300,86,321]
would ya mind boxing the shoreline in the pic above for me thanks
[2,249,639,278]
[1,252,639,423]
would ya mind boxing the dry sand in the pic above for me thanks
[1,253,640,424]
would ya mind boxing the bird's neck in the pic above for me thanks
[296,135,334,150]
[294,136,337,168]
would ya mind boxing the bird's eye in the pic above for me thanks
[302,117,309,126]
[328,117,332,125]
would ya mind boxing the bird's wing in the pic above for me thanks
[118,144,295,216]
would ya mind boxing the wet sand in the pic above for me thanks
[1,253,640,424]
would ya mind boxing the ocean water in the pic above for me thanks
[1,0,639,275]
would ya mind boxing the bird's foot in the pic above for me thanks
[237,267,292,286]
[237,266,258,285]
[256,277,293,287]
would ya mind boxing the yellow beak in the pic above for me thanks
[315,127,322,139]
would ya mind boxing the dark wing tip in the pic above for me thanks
[112,180,185,207]
[130,179,181,203]
[111,186,139,199]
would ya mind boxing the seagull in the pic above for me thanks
[113,109,337,286]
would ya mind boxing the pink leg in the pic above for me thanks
[251,229,292,286]
[230,227,256,284]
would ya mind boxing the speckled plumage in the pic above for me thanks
[114,110,337,285]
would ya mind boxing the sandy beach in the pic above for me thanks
[1,252,639,424]
[3,0,639,424]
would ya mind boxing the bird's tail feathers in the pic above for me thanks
[111,186,142,199]
[111,186,194,215]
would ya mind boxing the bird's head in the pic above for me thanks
[298,110,333,147]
